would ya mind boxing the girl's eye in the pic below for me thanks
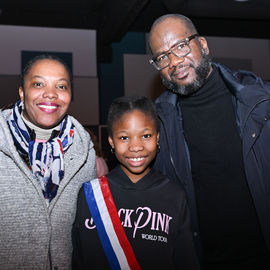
[143,134,151,139]
[120,136,129,140]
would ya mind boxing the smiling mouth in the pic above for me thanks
[37,103,60,113]
[171,65,191,80]
[128,157,145,162]
[38,104,59,110]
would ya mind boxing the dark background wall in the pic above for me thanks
[1,0,270,169]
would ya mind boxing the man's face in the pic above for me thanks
[149,18,212,96]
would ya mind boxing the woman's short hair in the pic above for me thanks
[20,54,73,90]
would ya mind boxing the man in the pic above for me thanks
[149,14,270,270]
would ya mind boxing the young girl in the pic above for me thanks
[72,96,200,270]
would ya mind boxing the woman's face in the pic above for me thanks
[19,59,72,129]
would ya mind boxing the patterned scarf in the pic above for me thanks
[7,100,74,202]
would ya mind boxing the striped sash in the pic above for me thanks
[83,176,141,270]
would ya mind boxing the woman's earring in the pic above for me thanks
[157,142,160,153]
[111,147,115,154]
[21,102,24,110]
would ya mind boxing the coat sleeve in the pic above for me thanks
[173,192,201,270]
[153,117,171,177]
[72,187,86,270]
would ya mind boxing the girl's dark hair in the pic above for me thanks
[20,54,73,90]
[107,95,159,137]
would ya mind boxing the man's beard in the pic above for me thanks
[161,50,211,96]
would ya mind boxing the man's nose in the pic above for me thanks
[168,52,185,69]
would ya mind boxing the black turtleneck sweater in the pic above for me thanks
[179,66,270,269]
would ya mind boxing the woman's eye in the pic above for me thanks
[57,84,67,90]
[34,82,43,88]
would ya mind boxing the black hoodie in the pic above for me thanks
[72,166,200,270]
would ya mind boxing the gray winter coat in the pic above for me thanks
[0,109,97,270]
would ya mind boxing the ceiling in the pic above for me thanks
[1,0,270,61]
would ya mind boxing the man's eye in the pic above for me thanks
[156,54,168,63]
[176,42,186,50]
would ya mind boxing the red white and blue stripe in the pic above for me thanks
[83,176,141,270]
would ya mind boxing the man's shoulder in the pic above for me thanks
[214,62,267,87]
[155,91,179,116]
[155,90,177,104]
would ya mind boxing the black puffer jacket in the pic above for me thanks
[154,62,270,257]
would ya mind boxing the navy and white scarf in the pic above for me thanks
[7,100,74,202]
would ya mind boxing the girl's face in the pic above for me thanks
[108,109,159,183]
[19,59,72,129]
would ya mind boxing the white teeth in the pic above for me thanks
[38,105,57,110]
[129,157,144,161]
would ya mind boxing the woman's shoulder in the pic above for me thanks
[0,109,21,156]
[69,116,87,134]
[0,108,13,138]
[0,108,12,121]
[69,116,92,145]
[64,116,96,168]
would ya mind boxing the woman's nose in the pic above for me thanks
[43,86,58,99]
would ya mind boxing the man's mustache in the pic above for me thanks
[170,63,195,77]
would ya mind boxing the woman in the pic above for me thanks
[0,54,96,270]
